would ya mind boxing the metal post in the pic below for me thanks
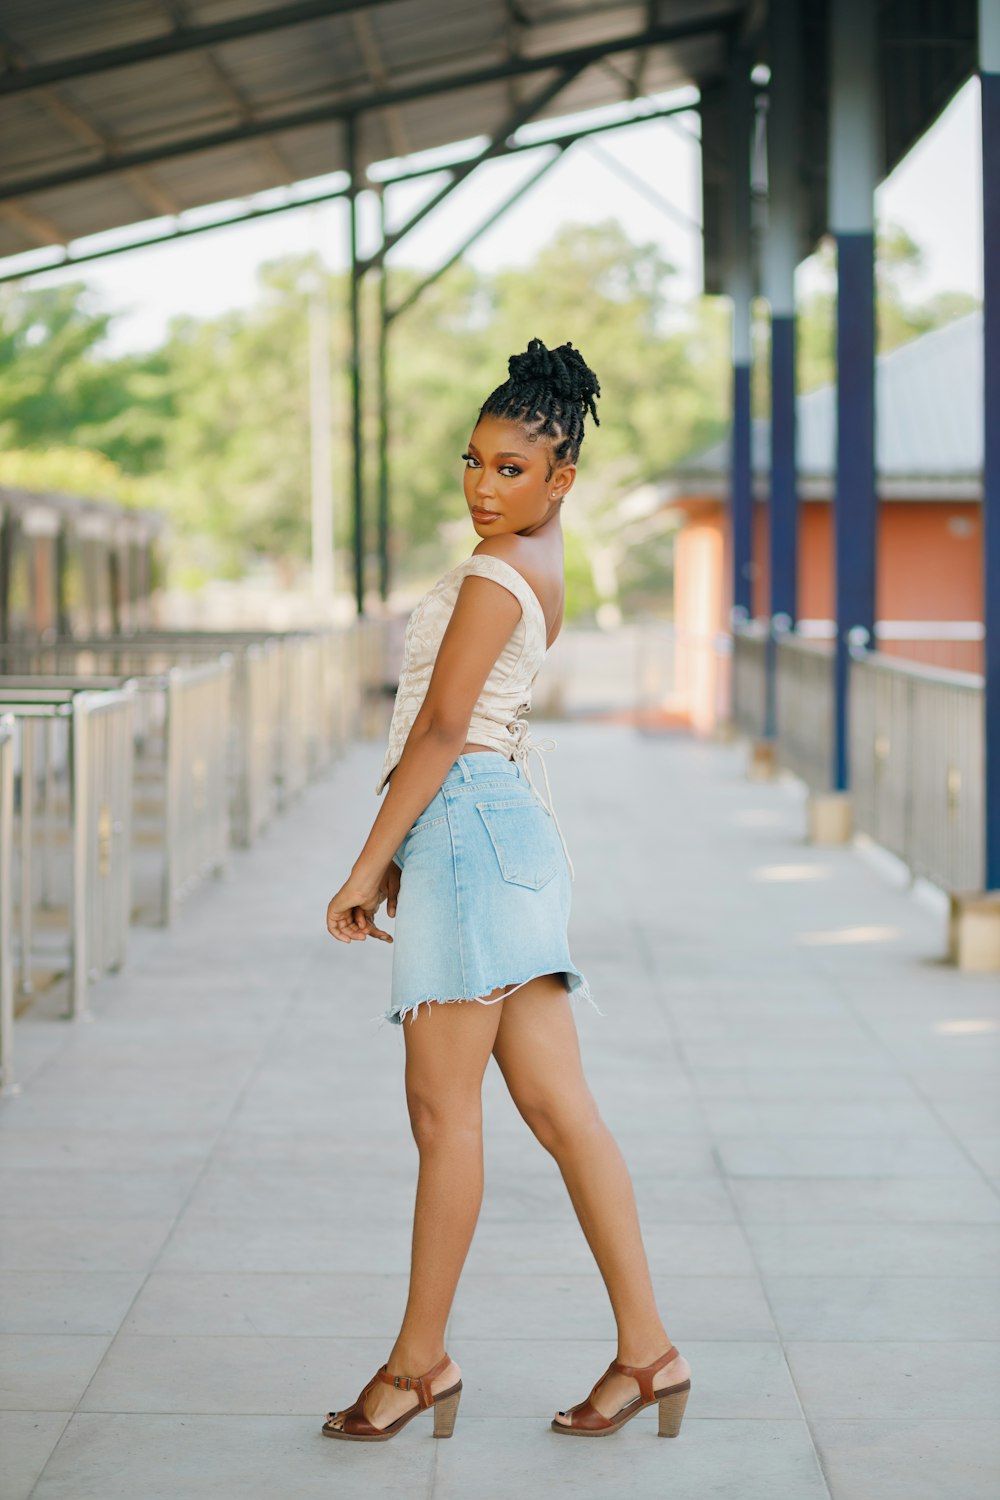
[981,0,1000,890]
[726,45,754,627]
[346,113,364,616]
[18,718,33,998]
[308,209,335,607]
[829,0,878,793]
[0,719,16,1095]
[162,671,178,926]
[764,0,802,743]
[377,186,390,605]
[69,697,90,1019]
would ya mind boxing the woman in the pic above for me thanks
[322,339,692,1441]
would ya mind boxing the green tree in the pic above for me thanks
[789,223,979,400]
[0,281,171,470]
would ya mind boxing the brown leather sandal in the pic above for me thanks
[322,1352,462,1441]
[551,1343,691,1437]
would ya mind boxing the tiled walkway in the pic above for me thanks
[2,723,998,1499]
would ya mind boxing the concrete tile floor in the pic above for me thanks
[2,723,998,1499]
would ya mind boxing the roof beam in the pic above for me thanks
[0,15,729,204]
[375,95,697,186]
[0,17,182,229]
[0,96,695,281]
[1,199,64,248]
[159,0,299,187]
[0,180,351,283]
[360,60,586,272]
[0,0,403,96]
[386,144,566,322]
[581,135,700,232]
[352,10,409,158]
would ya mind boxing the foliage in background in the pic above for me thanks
[752,224,980,416]
[0,281,171,470]
[0,216,979,617]
[0,445,156,508]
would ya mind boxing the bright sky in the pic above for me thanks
[13,74,982,357]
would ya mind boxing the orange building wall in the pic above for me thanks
[751,500,982,622]
[671,495,983,733]
[674,520,727,734]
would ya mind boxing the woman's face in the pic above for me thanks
[462,414,575,536]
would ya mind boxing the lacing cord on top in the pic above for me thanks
[507,717,576,882]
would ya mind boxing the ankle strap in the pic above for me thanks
[611,1344,678,1404]
[376,1352,451,1408]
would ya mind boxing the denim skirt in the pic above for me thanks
[374,751,601,1033]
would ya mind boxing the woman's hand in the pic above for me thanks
[384,860,400,919]
[325,863,399,944]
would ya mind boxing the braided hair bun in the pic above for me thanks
[478,337,601,468]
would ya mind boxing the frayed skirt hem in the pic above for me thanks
[370,965,603,1038]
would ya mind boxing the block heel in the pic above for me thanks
[657,1380,690,1437]
[433,1386,462,1437]
[552,1342,692,1437]
[323,1353,461,1441]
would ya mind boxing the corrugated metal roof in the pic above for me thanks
[0,0,739,261]
[0,2,978,287]
[677,310,983,484]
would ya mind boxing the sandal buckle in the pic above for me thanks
[393,1375,411,1390]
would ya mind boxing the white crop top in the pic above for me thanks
[374,552,575,878]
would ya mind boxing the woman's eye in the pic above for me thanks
[461,452,479,468]
[499,465,521,477]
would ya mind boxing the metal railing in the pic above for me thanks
[1,639,282,848]
[0,717,14,1092]
[849,650,984,893]
[0,617,392,1094]
[229,641,277,846]
[775,633,835,790]
[353,616,389,740]
[0,687,135,1018]
[0,623,390,845]
[727,622,985,893]
[788,618,984,676]
[1,666,232,927]
[730,620,770,739]
[161,661,232,923]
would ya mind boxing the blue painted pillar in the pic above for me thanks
[829,0,878,792]
[763,0,802,737]
[982,0,1000,891]
[726,47,754,627]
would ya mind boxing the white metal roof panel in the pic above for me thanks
[0,0,740,259]
[676,310,984,484]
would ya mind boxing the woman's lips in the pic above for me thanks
[471,508,500,521]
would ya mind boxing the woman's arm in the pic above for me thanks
[353,568,524,885]
[326,561,525,942]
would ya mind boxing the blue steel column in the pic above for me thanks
[346,113,364,617]
[727,48,754,626]
[763,0,802,740]
[982,0,1000,891]
[764,0,801,628]
[829,0,878,791]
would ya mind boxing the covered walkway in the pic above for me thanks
[2,721,998,1499]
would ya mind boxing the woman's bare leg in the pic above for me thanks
[326,990,505,1430]
[490,975,691,1423]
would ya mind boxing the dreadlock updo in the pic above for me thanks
[478,337,601,476]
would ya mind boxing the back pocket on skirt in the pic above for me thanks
[474,798,559,890]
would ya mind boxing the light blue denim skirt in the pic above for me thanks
[374,751,602,1033]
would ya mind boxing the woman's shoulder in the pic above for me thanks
[462,541,547,605]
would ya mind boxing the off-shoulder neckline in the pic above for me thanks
[450,552,549,644]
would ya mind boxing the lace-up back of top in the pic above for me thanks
[375,552,576,879]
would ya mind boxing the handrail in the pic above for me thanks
[0,717,14,1093]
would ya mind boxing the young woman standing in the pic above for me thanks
[322,339,692,1441]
